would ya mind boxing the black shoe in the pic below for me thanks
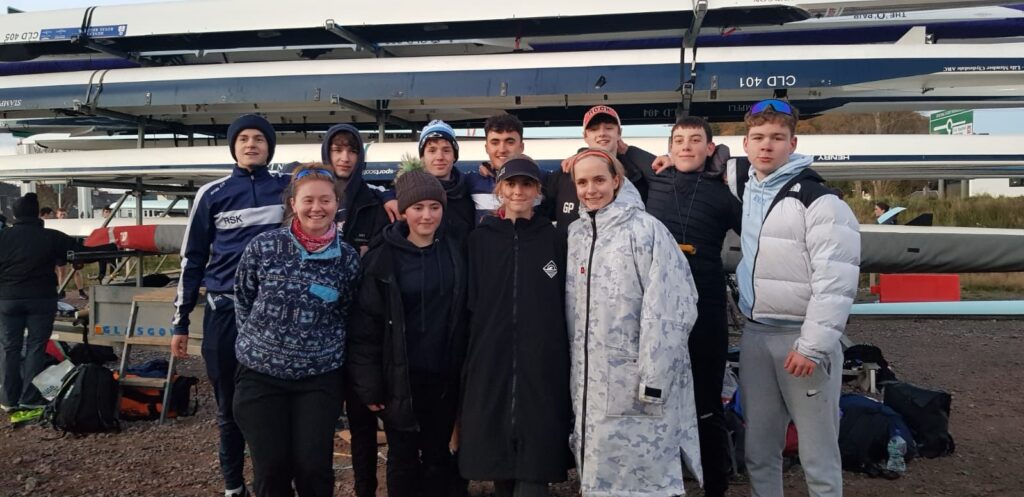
[78,289,89,300]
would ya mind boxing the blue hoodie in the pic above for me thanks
[736,153,813,321]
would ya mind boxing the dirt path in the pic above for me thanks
[2,318,1021,497]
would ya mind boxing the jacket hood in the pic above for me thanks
[382,221,441,255]
[577,177,644,230]
[750,153,813,190]
[322,124,367,212]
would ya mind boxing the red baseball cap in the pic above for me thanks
[583,105,621,129]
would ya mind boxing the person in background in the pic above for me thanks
[233,164,360,497]
[348,168,467,497]
[629,116,742,497]
[0,193,78,421]
[459,155,571,497]
[464,114,528,224]
[320,123,390,497]
[171,114,290,497]
[39,207,54,219]
[565,149,702,496]
[542,105,658,234]
[874,201,899,225]
[96,205,118,283]
[53,208,88,299]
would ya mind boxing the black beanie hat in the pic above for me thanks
[227,114,277,164]
[13,192,40,220]
[395,169,447,213]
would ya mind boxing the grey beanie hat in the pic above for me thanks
[395,169,447,213]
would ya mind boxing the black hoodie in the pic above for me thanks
[439,168,477,244]
[386,223,454,374]
[321,124,391,251]
[347,221,468,432]
[0,218,78,299]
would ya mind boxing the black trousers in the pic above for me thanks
[234,365,345,497]
[345,376,381,497]
[202,297,247,490]
[689,301,733,497]
[384,373,459,497]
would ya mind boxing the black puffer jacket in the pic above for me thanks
[458,214,571,483]
[346,222,468,432]
[0,218,78,300]
[635,158,742,305]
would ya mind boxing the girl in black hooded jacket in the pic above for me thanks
[459,155,571,497]
[347,169,468,497]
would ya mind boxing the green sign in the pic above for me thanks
[930,109,974,135]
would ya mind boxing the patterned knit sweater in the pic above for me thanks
[234,226,361,380]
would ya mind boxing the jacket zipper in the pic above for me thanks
[580,216,598,482]
[510,229,520,455]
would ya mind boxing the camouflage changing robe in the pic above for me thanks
[565,182,703,496]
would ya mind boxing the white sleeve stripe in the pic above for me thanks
[174,175,229,321]
[213,204,285,230]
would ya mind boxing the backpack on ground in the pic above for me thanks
[43,363,120,434]
[883,382,955,458]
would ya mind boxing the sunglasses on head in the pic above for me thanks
[294,169,335,181]
[749,99,794,116]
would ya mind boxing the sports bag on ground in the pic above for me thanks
[44,363,120,434]
[883,381,955,458]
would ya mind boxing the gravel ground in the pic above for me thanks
[1,317,1022,497]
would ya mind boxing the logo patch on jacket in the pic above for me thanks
[542,260,558,279]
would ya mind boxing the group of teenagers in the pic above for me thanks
[169,99,861,497]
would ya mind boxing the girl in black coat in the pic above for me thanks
[347,169,468,497]
[459,156,571,497]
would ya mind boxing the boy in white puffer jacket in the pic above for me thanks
[736,100,860,497]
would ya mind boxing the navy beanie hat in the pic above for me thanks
[13,192,40,220]
[227,114,277,164]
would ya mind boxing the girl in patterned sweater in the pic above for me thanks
[233,164,361,497]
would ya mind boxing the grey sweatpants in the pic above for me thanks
[739,321,843,497]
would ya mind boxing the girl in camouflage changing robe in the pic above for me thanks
[565,148,703,497]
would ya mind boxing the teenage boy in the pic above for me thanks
[413,120,476,242]
[466,114,526,223]
[171,114,289,497]
[625,116,741,497]
[736,99,860,497]
[543,105,652,233]
[322,123,390,255]
[321,123,390,497]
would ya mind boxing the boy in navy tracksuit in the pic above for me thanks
[171,114,289,497]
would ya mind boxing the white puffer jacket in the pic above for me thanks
[737,159,861,362]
